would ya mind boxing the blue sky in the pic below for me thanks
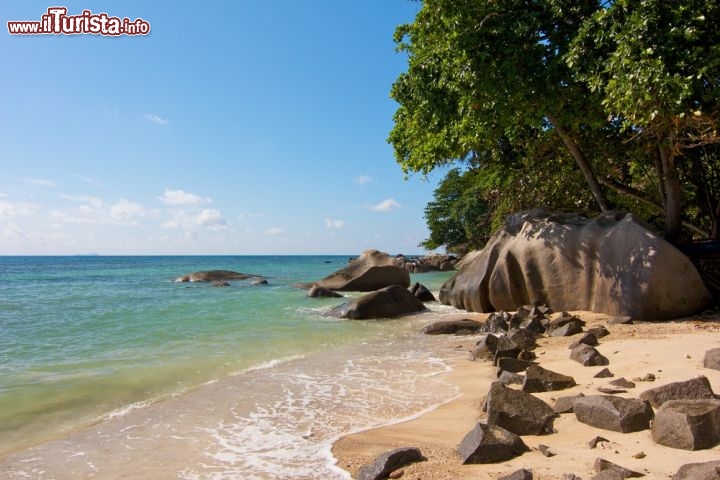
[0,1,448,255]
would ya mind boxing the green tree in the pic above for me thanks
[567,0,720,240]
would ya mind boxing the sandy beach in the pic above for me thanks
[332,311,720,479]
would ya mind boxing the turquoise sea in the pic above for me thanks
[0,256,461,479]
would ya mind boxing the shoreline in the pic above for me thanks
[332,311,720,479]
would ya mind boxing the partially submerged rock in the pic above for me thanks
[311,249,410,292]
[307,285,343,298]
[327,285,426,320]
[175,270,258,282]
[410,282,436,302]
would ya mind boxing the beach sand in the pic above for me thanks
[332,311,720,479]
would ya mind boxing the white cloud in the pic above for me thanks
[51,196,148,226]
[110,198,146,226]
[161,208,227,231]
[60,194,105,209]
[144,113,169,126]
[158,188,212,206]
[325,218,346,229]
[0,193,7,198]
[238,212,263,221]
[26,178,57,188]
[265,227,284,235]
[354,175,374,186]
[371,198,402,212]
[0,199,41,218]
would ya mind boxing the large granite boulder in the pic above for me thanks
[651,399,720,450]
[327,285,426,320]
[313,249,410,292]
[573,395,653,433]
[484,382,556,435]
[439,210,712,320]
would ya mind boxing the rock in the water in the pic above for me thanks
[422,319,483,335]
[410,282,436,302]
[593,458,644,478]
[638,376,716,408]
[571,344,609,366]
[485,382,556,435]
[573,395,653,433]
[522,364,577,393]
[651,399,720,450]
[672,460,720,480]
[327,285,426,320]
[307,285,343,298]
[176,270,254,282]
[703,348,720,371]
[438,210,712,319]
[250,277,268,285]
[458,423,529,464]
[357,447,426,480]
[212,281,231,287]
[313,249,410,292]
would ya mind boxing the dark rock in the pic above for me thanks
[422,319,483,335]
[307,285,343,298]
[481,311,511,333]
[327,285,426,320]
[588,436,610,449]
[549,320,585,337]
[638,376,716,408]
[458,423,529,464]
[571,344,609,366]
[520,316,547,334]
[493,335,523,365]
[609,378,636,389]
[633,373,656,382]
[593,458,644,478]
[497,357,535,374]
[250,277,268,285]
[569,332,599,348]
[597,386,627,394]
[554,393,585,414]
[518,350,537,361]
[314,250,410,292]
[607,316,633,325]
[587,326,610,339]
[703,348,720,371]
[472,334,498,361]
[410,282,436,302]
[523,364,577,393]
[573,395,654,433]
[508,329,539,351]
[498,370,524,386]
[212,281,231,287]
[651,399,720,450]
[549,314,586,329]
[357,447,426,480]
[594,368,614,378]
[485,382,556,435]
[498,468,534,480]
[672,460,720,479]
[175,270,254,282]
[538,444,556,457]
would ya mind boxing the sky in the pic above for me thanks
[0,1,449,255]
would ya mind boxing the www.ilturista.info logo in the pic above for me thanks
[7,7,150,36]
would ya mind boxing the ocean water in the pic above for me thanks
[0,256,461,479]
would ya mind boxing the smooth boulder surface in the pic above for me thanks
[638,376,716,408]
[422,319,483,335]
[672,460,720,479]
[439,210,711,319]
[327,285,426,320]
[312,249,410,292]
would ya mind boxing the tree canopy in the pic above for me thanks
[391,0,720,249]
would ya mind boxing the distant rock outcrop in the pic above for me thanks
[312,250,410,292]
[439,210,712,320]
[175,270,263,283]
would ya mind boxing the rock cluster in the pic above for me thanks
[395,253,458,273]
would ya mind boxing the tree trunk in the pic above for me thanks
[657,136,683,242]
[545,112,611,212]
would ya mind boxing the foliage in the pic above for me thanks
[392,0,720,248]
